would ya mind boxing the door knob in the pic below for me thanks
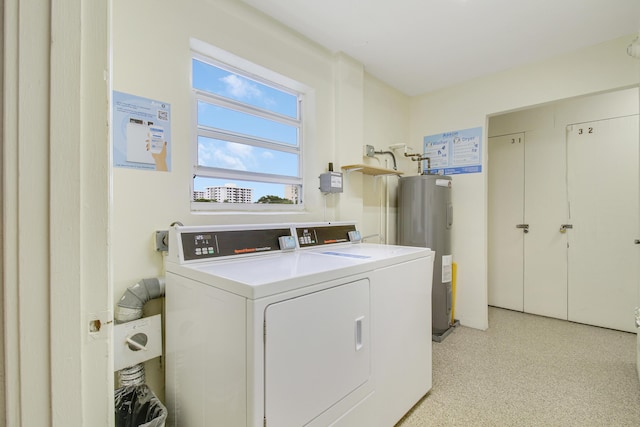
[635,239,640,245]
[516,224,529,234]
[560,224,573,233]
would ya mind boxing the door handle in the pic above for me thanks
[635,239,640,245]
[516,224,529,233]
[560,224,573,233]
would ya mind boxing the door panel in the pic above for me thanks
[488,133,525,311]
[523,129,568,319]
[567,116,640,332]
[264,279,370,427]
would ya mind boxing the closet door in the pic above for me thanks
[523,129,568,319]
[488,133,525,311]
[489,131,569,319]
[567,116,640,333]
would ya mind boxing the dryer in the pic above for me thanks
[165,222,433,427]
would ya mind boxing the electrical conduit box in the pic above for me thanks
[319,171,343,193]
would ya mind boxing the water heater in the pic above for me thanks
[398,174,454,339]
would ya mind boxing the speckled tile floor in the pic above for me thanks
[397,307,640,427]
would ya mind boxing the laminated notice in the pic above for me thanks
[442,255,453,283]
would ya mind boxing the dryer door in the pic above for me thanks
[264,279,370,427]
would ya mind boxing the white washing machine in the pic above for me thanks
[165,222,434,427]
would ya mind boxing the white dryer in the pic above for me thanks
[165,222,433,427]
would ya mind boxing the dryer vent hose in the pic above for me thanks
[116,277,166,386]
[116,277,166,323]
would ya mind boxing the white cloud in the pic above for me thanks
[198,141,256,171]
[220,74,262,100]
[226,141,254,159]
[198,144,212,164]
[213,150,248,171]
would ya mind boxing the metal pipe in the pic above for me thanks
[404,152,431,174]
[374,150,397,170]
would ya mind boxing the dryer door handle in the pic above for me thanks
[355,316,364,351]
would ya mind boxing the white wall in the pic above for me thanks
[410,35,640,330]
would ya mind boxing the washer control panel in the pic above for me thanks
[295,224,357,248]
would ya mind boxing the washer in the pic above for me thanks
[165,222,433,427]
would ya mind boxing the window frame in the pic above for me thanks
[190,39,308,212]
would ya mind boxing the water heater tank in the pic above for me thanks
[398,174,453,336]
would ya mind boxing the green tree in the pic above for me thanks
[256,195,293,204]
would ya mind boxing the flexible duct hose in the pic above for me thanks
[115,277,166,386]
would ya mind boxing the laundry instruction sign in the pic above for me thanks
[423,127,482,175]
[113,91,172,171]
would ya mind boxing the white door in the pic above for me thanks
[567,116,640,333]
[264,279,370,427]
[523,129,569,319]
[489,130,568,319]
[488,133,525,311]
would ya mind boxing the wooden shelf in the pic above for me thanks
[342,164,403,176]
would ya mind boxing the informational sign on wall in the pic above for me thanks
[113,91,171,171]
[423,127,482,175]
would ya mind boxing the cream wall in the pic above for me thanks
[111,0,410,398]
[489,87,639,137]
[333,54,365,223]
[3,1,637,424]
[112,0,638,408]
[3,0,111,425]
[410,35,640,330]
[362,74,412,244]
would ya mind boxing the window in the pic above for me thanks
[191,42,305,211]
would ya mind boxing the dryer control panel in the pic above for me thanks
[180,227,291,261]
